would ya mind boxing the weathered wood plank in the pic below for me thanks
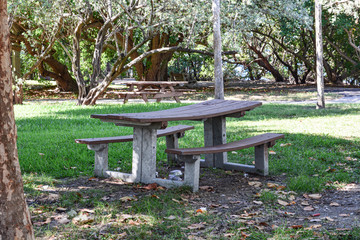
[165,133,284,155]
[75,125,194,144]
[91,100,262,123]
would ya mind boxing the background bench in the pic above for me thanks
[164,133,284,192]
[76,125,194,177]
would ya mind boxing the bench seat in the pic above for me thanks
[107,91,184,103]
[76,125,194,177]
[164,133,284,192]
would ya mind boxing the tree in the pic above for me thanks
[315,0,325,109]
[213,0,224,99]
[8,0,78,92]
[0,0,34,238]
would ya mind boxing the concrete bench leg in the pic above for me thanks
[166,132,184,164]
[182,155,200,192]
[255,144,269,176]
[88,144,108,177]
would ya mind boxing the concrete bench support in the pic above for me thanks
[166,133,284,192]
[76,125,194,179]
[150,155,200,192]
[88,144,108,177]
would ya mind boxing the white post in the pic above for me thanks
[212,0,224,100]
[315,0,325,109]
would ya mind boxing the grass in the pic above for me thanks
[15,101,360,239]
[16,102,360,187]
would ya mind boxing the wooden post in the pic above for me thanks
[212,0,224,100]
[315,0,325,109]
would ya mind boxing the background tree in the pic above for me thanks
[315,0,325,109]
[0,0,34,238]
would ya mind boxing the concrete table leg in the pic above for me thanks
[133,126,158,183]
[203,117,227,168]
[166,133,180,164]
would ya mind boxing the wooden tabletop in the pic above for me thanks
[91,99,262,123]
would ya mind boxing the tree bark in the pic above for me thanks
[40,56,78,92]
[0,1,35,239]
[144,33,175,81]
[213,0,224,99]
[248,44,285,82]
[315,0,325,109]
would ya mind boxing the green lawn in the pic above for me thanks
[16,102,360,192]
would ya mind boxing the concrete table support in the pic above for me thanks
[203,116,227,168]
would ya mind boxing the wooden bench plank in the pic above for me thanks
[75,125,194,145]
[165,133,284,155]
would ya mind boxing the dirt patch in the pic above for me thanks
[27,169,360,235]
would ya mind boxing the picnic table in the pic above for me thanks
[91,100,263,183]
[109,81,188,103]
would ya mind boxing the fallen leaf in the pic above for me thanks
[88,177,98,181]
[305,224,322,230]
[172,198,181,204]
[339,214,350,217]
[141,183,158,190]
[336,228,351,231]
[80,209,94,214]
[330,202,340,207]
[241,232,251,237]
[324,217,334,221]
[248,181,262,188]
[280,143,292,147]
[284,212,295,216]
[278,200,289,206]
[187,223,205,230]
[34,218,51,226]
[288,195,296,201]
[253,200,263,205]
[72,213,94,225]
[304,206,315,211]
[120,196,137,202]
[325,168,337,172]
[224,233,235,237]
[164,215,176,220]
[128,220,141,225]
[196,207,207,213]
[308,194,322,200]
[199,186,214,192]
[291,225,303,229]
[267,183,278,188]
[56,207,67,212]
[301,201,310,206]
[151,194,160,199]
[271,224,279,229]
[276,185,286,190]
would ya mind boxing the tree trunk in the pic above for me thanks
[248,44,285,82]
[40,56,78,92]
[315,0,325,109]
[212,0,224,99]
[0,2,35,238]
[143,33,176,81]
